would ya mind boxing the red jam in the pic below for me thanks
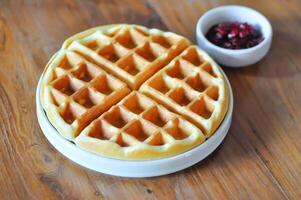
[206,22,264,49]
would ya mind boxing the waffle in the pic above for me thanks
[40,24,228,160]
[140,46,228,137]
[65,24,189,89]
[41,50,130,139]
[74,91,205,159]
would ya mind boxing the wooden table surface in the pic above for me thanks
[1,0,301,199]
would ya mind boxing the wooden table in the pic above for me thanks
[1,0,301,199]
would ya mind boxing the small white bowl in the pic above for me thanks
[196,5,272,67]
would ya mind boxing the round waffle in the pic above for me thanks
[40,24,228,160]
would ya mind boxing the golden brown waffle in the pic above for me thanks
[65,24,189,89]
[74,91,205,159]
[40,24,228,160]
[41,50,130,139]
[140,46,228,137]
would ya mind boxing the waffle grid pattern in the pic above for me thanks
[66,25,189,89]
[140,46,228,136]
[41,24,228,159]
[42,50,130,139]
[75,92,205,159]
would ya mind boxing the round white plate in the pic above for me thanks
[36,70,233,178]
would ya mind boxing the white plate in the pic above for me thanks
[36,70,233,178]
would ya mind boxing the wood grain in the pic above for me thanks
[1,0,301,199]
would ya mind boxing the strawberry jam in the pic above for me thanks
[206,22,264,49]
